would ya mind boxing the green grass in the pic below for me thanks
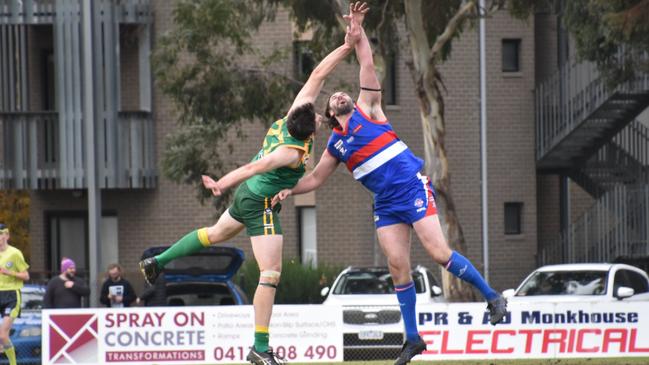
[279,359,649,365]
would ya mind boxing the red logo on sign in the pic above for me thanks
[49,314,98,363]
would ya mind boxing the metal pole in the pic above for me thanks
[82,0,101,307]
[479,0,489,282]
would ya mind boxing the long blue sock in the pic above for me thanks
[445,251,498,301]
[395,282,419,342]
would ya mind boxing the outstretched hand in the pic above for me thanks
[346,1,369,26]
[343,2,368,47]
[202,175,222,196]
[271,189,292,207]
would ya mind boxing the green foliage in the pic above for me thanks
[563,0,649,86]
[236,258,343,304]
[0,190,30,262]
[270,0,465,63]
[153,0,292,212]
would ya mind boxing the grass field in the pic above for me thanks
[282,359,649,365]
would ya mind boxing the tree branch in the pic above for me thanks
[430,1,477,61]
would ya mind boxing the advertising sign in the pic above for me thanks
[42,305,343,364]
[415,301,649,360]
[42,301,649,364]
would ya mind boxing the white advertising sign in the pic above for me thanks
[415,301,649,360]
[42,305,343,364]
[42,301,649,364]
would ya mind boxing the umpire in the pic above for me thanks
[0,223,29,365]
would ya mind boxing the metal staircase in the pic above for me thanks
[536,53,649,265]
[570,120,649,197]
[536,57,649,172]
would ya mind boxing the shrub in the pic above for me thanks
[236,258,343,304]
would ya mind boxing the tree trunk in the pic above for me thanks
[404,0,480,302]
[411,68,479,302]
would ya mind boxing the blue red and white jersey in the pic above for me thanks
[326,105,424,198]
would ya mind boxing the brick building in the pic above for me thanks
[1,1,647,296]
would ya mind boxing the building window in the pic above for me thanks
[47,211,119,277]
[298,207,317,267]
[502,39,521,72]
[383,51,397,105]
[293,41,315,83]
[504,202,523,235]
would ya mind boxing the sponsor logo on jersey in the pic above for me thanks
[334,139,347,155]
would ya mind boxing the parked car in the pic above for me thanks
[0,284,45,365]
[141,245,249,306]
[321,266,445,360]
[503,263,649,302]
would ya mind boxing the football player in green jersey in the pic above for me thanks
[139,4,368,364]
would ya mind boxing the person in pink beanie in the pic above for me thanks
[43,257,90,308]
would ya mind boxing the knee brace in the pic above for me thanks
[259,270,281,289]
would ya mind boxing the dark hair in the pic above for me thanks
[324,98,341,130]
[287,103,316,140]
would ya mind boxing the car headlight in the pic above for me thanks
[18,327,41,337]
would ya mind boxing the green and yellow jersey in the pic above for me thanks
[0,245,29,291]
[245,117,313,197]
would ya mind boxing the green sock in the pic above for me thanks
[254,329,270,353]
[5,343,16,365]
[156,228,210,267]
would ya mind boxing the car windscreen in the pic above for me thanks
[332,270,426,295]
[166,283,236,306]
[516,270,607,296]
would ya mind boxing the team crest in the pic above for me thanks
[414,198,424,208]
[5,262,12,268]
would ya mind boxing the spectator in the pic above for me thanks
[99,263,136,308]
[137,273,166,307]
[43,258,90,308]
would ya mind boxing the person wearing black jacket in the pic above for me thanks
[43,258,90,308]
[99,263,136,308]
[137,273,166,306]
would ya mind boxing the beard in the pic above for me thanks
[333,102,353,117]
[65,273,75,280]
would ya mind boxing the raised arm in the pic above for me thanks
[271,150,339,206]
[202,147,303,196]
[348,3,384,119]
[288,7,363,114]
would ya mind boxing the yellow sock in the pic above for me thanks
[5,345,16,365]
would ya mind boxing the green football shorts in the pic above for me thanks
[229,182,282,237]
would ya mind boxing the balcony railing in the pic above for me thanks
[0,0,150,25]
[0,111,156,189]
[539,184,649,265]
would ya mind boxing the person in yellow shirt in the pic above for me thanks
[0,224,29,365]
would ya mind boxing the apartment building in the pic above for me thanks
[1,0,646,294]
